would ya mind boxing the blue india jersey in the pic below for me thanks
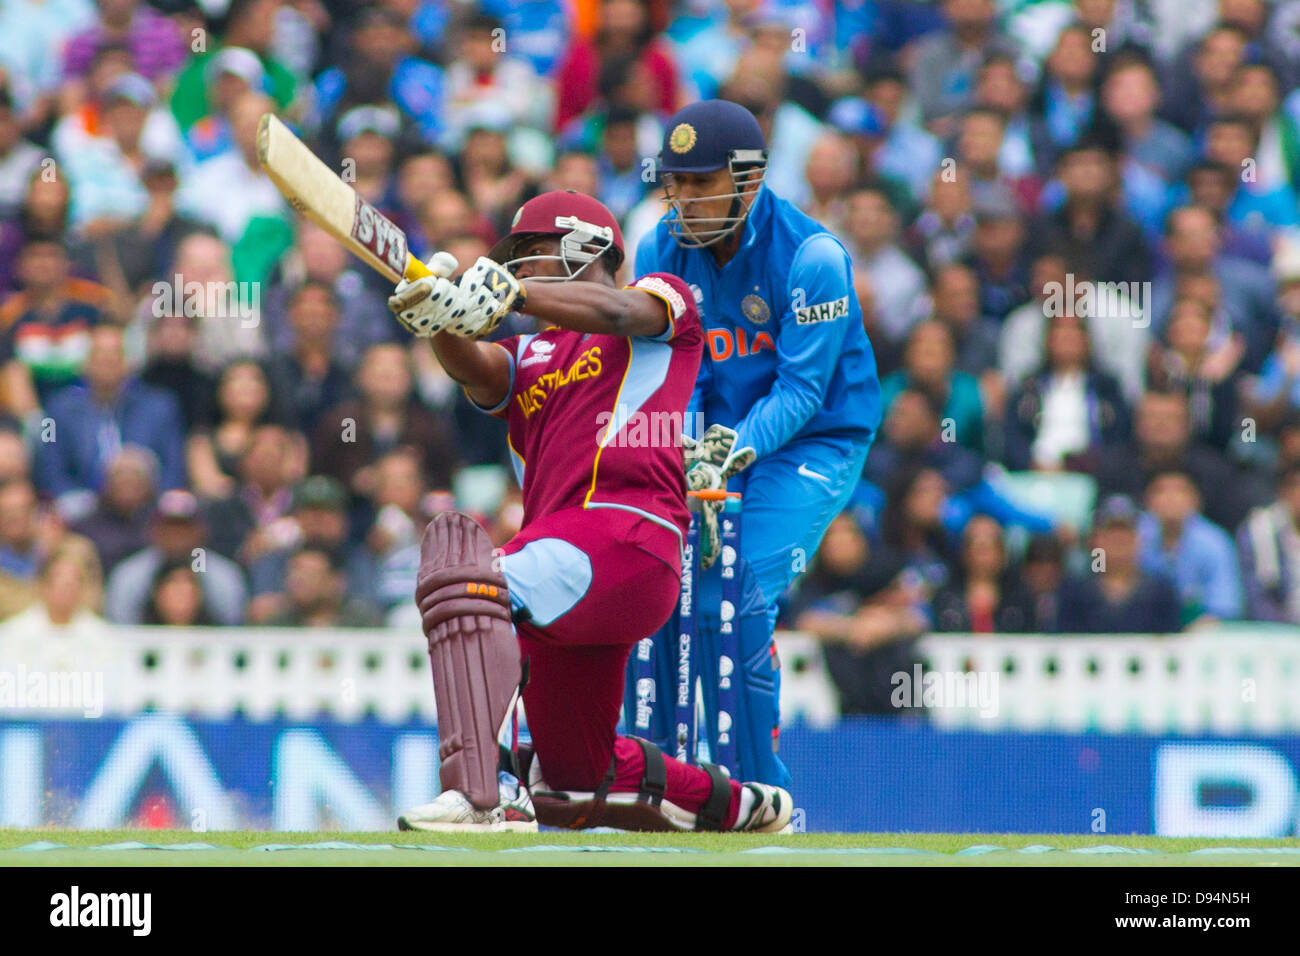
[634,186,881,459]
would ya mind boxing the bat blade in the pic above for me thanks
[256,113,429,282]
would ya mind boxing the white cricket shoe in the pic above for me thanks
[397,773,538,833]
[732,782,794,833]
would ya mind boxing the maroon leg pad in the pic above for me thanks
[416,512,521,810]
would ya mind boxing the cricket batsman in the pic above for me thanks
[629,100,882,787]
[385,189,792,832]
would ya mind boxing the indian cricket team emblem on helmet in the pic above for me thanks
[668,122,698,154]
[742,293,770,324]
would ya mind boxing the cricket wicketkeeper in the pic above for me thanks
[630,100,882,787]
[386,189,791,832]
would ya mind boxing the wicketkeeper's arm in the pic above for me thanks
[732,235,856,459]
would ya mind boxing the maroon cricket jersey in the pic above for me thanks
[478,272,703,566]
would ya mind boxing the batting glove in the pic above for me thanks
[388,252,461,337]
[439,256,528,339]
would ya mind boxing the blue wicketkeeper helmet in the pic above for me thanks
[657,99,768,248]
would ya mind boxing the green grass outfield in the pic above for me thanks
[3,829,1300,866]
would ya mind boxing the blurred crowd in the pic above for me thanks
[0,1,1299,678]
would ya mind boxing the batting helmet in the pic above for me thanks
[490,190,625,282]
[657,99,768,248]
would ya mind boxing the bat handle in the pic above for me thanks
[403,255,433,280]
[403,251,459,282]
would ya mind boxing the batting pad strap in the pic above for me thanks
[694,763,731,832]
[594,750,618,803]
[417,566,513,629]
[628,736,667,807]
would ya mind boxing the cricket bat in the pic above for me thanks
[256,113,434,283]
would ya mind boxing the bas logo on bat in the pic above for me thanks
[794,295,849,325]
[350,195,409,277]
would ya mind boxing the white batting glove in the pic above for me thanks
[438,256,527,339]
[388,252,461,337]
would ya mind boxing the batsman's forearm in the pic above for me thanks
[429,334,510,408]
[520,279,666,338]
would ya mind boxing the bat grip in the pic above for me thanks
[403,251,459,282]
[403,255,433,281]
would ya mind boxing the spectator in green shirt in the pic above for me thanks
[169,0,297,132]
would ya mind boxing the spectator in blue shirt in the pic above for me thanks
[1032,25,1099,153]
[862,386,1054,537]
[1244,239,1300,428]
[1204,114,1300,242]
[975,52,1054,179]
[1099,53,1194,186]
[829,63,942,205]
[906,0,1015,134]
[594,106,650,222]
[1162,24,1249,134]
[312,8,445,148]
[1138,469,1243,627]
[480,0,570,77]
[35,323,185,519]
[1057,494,1183,634]
[1148,205,1281,372]
[1183,161,1274,266]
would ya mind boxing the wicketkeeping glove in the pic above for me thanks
[683,424,755,571]
[683,423,756,495]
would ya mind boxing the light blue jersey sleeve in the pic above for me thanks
[733,234,854,459]
[636,230,709,439]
